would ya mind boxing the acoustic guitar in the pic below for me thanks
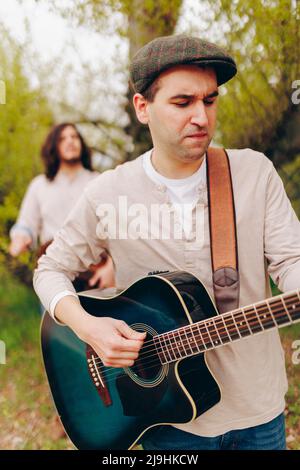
[41,270,300,449]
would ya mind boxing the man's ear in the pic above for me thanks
[133,93,149,124]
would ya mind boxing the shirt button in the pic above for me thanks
[157,184,166,192]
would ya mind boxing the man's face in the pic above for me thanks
[57,125,82,164]
[135,65,218,163]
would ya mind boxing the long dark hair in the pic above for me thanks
[41,123,93,181]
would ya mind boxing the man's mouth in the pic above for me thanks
[186,131,208,139]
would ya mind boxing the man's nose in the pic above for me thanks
[190,102,209,128]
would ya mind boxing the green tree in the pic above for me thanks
[188,0,300,167]
[37,0,300,168]
[279,155,300,217]
[192,0,300,213]
[0,27,53,283]
[42,0,183,159]
[42,0,299,165]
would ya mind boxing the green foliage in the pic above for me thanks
[209,0,300,163]
[0,27,53,281]
[279,154,300,217]
[45,0,183,160]
[0,270,74,449]
[39,0,300,168]
[45,0,183,39]
[0,267,39,352]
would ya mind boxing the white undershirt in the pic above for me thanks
[142,150,207,238]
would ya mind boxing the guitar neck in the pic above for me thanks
[154,289,300,364]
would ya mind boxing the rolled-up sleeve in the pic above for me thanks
[10,178,42,247]
[33,190,107,314]
[264,163,300,292]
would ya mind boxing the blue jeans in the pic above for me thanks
[141,413,286,450]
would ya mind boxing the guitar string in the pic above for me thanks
[90,299,300,373]
[89,311,300,390]
[90,297,300,365]
[92,304,300,378]
[89,294,300,362]
[90,310,300,388]
[88,305,300,385]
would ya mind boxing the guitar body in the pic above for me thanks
[41,271,221,449]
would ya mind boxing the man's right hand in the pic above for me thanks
[74,316,146,368]
[55,296,146,368]
[9,234,32,257]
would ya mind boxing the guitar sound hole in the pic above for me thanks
[129,332,161,382]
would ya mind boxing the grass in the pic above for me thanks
[281,323,300,450]
[0,271,299,450]
[0,271,74,450]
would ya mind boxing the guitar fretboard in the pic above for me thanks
[154,290,300,364]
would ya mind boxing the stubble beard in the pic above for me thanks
[176,135,211,163]
[60,156,82,166]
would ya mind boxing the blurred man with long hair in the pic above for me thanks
[9,122,115,290]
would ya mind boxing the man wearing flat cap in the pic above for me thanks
[34,35,300,450]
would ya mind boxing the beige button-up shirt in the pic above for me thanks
[10,168,98,246]
[33,148,300,437]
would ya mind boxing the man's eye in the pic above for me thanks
[204,100,215,106]
[174,102,189,107]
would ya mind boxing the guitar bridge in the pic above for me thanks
[86,345,112,407]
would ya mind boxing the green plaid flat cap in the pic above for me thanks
[130,34,237,93]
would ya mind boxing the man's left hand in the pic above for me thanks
[88,256,115,289]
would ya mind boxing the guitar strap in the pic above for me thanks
[206,147,240,314]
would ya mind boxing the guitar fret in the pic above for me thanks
[284,294,299,304]
[296,292,300,320]
[173,330,184,358]
[211,317,224,347]
[244,306,262,333]
[213,316,231,344]
[179,328,189,356]
[295,292,300,321]
[280,295,293,323]
[171,331,182,359]
[253,304,264,330]
[268,298,290,325]
[162,334,174,363]
[265,299,278,326]
[196,324,208,351]
[183,327,196,355]
[189,325,204,354]
[220,315,235,341]
[234,310,251,337]
[241,307,254,334]
[188,326,202,354]
[155,335,168,364]
[165,333,177,361]
[255,303,275,329]
[164,335,174,363]
[230,313,242,339]
[197,323,210,349]
[204,320,215,348]
[285,294,300,321]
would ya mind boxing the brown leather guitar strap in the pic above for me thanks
[206,147,240,314]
